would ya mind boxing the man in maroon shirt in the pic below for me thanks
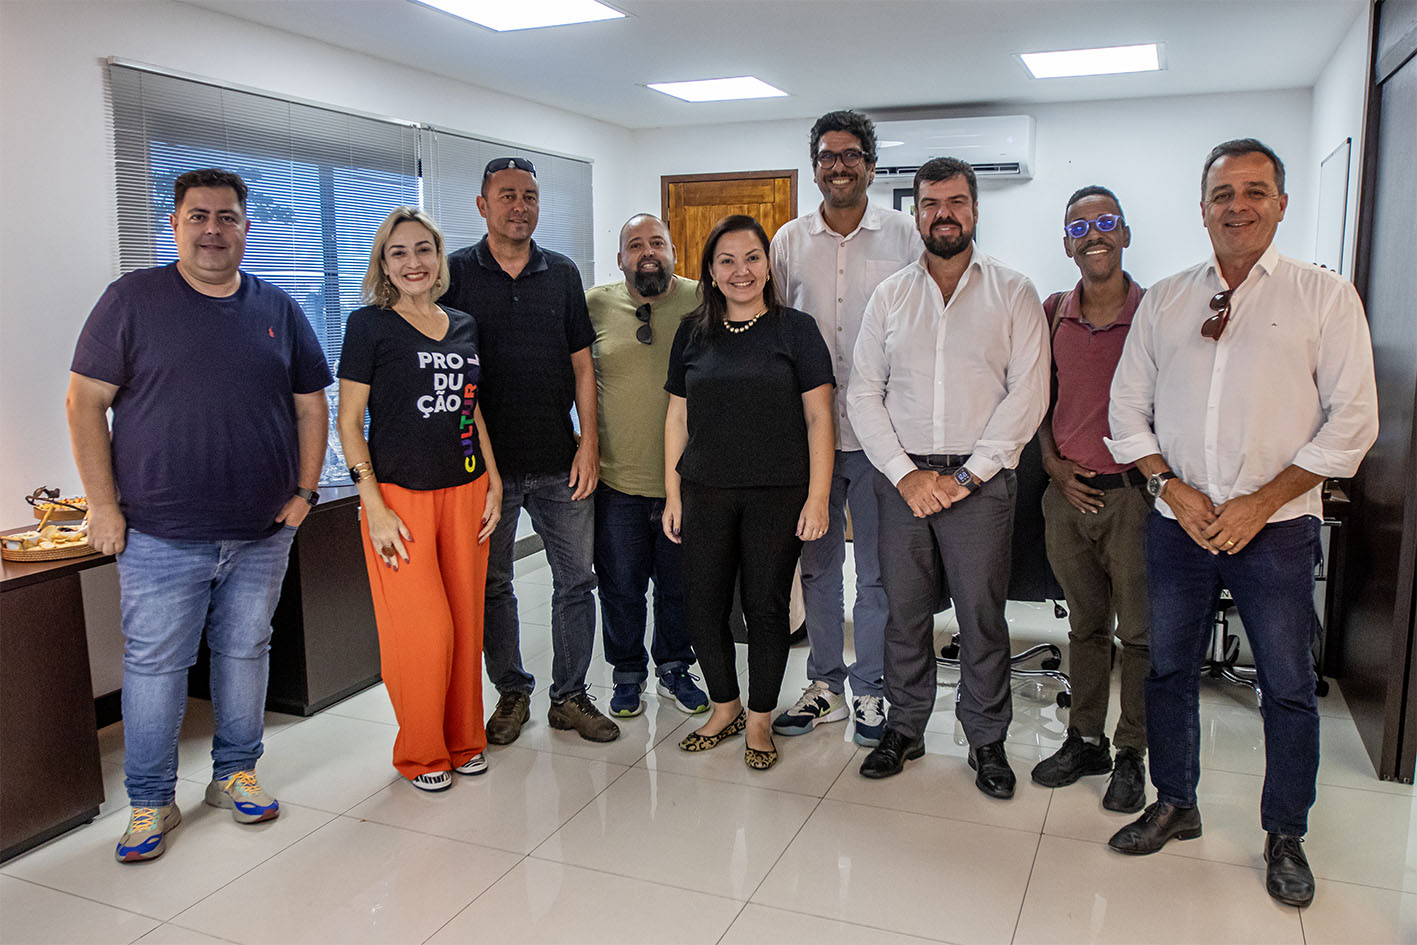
[1031,185,1150,814]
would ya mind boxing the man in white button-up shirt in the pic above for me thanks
[769,110,919,749]
[847,157,1049,794]
[1104,139,1378,909]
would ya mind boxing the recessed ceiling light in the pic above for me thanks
[411,0,624,32]
[1019,43,1161,79]
[647,76,788,102]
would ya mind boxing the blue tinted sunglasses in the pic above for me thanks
[1064,213,1124,239]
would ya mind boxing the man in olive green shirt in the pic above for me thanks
[587,214,707,718]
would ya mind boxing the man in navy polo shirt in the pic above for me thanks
[444,157,619,744]
[68,168,332,863]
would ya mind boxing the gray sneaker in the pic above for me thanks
[547,690,621,742]
[115,804,182,862]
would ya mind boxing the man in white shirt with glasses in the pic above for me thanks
[1105,138,1378,909]
[770,110,919,748]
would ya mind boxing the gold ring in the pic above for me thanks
[1224,539,1236,548]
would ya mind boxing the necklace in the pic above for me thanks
[724,309,766,334]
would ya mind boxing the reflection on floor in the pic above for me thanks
[2,550,1413,944]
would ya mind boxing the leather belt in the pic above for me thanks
[1084,468,1146,490]
[908,453,970,470]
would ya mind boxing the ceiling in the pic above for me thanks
[184,0,1367,130]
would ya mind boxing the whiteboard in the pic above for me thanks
[1315,138,1351,274]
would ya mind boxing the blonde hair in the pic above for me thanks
[362,206,451,307]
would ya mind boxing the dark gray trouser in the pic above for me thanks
[875,467,1017,745]
[1042,480,1152,753]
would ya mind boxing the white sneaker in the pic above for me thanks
[853,694,887,747]
[409,770,452,791]
[772,680,848,735]
[455,753,488,776]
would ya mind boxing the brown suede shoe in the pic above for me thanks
[486,691,531,745]
[547,690,620,742]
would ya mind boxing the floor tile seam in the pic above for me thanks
[730,900,964,945]
[520,851,751,905]
[519,760,642,861]
[135,919,243,945]
[418,848,532,945]
[1154,843,1417,894]
[333,810,545,858]
[819,793,1049,838]
[635,760,848,800]
[1007,826,1048,945]
[0,873,169,928]
[712,899,753,945]
[740,792,828,906]
[1198,757,1413,796]
[167,811,347,929]
[314,709,399,728]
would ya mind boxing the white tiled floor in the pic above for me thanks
[3,550,1415,945]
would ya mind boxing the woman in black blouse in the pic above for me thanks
[663,214,835,770]
[337,207,501,792]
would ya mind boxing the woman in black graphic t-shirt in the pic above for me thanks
[663,214,836,771]
[337,207,502,793]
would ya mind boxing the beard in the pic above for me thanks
[633,265,671,298]
[922,223,974,260]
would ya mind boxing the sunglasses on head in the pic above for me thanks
[1064,213,1124,239]
[1202,289,1234,341]
[635,303,652,345]
[482,156,536,179]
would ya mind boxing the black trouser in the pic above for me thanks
[681,480,806,713]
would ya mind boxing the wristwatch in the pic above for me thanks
[954,467,981,493]
[1146,471,1177,498]
[294,487,320,507]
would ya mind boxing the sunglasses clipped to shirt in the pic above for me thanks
[1064,213,1124,239]
[1202,288,1235,341]
[635,303,653,345]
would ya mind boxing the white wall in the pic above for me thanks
[0,0,636,514]
[1309,5,1371,277]
[628,88,1317,296]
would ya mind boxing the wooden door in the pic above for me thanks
[661,171,797,280]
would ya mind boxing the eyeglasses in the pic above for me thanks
[482,156,536,179]
[814,148,868,169]
[1202,289,1234,340]
[1064,213,1124,239]
[635,303,652,345]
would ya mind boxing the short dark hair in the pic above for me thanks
[913,157,976,206]
[809,110,878,166]
[1200,138,1285,198]
[686,214,780,339]
[1064,184,1124,222]
[174,168,248,212]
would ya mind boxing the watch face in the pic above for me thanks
[955,468,971,486]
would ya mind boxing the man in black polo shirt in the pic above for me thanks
[444,157,618,744]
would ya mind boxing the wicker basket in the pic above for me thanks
[1,541,96,562]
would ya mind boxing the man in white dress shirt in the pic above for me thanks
[769,110,919,748]
[1104,139,1378,908]
[847,157,1049,795]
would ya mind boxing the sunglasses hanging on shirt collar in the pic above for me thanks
[1202,289,1234,340]
[635,303,652,345]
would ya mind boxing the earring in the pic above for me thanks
[711,278,717,288]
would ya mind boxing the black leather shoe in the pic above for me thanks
[1103,747,1147,813]
[968,740,1016,799]
[1108,800,1202,855]
[1264,833,1315,907]
[859,729,925,779]
[1031,728,1112,788]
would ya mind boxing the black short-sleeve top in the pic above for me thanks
[338,304,486,491]
[665,306,834,488]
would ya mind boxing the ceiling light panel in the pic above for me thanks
[412,0,624,32]
[647,76,788,102]
[1019,43,1161,79]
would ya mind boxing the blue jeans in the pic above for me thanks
[800,449,887,698]
[593,485,693,685]
[484,471,596,701]
[117,526,296,807]
[1145,513,1322,835]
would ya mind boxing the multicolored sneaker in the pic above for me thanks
[852,694,887,747]
[772,680,848,735]
[115,804,181,863]
[656,668,709,714]
[205,770,280,824]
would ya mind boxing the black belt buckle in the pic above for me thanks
[909,453,969,470]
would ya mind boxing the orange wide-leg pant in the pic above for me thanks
[360,478,489,778]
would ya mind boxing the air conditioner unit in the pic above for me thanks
[873,116,1036,180]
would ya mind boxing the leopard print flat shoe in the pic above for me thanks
[678,710,747,751]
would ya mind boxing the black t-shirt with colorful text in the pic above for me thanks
[338,304,486,491]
